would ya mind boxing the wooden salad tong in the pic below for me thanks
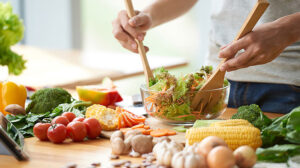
[124,0,154,87]
[191,0,270,113]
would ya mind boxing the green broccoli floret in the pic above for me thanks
[26,88,72,114]
[231,104,272,130]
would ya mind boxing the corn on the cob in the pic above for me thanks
[209,119,253,127]
[186,126,262,150]
[85,104,118,130]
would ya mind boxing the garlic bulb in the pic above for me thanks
[153,140,184,167]
[172,145,206,168]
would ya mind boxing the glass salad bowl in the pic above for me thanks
[140,84,230,124]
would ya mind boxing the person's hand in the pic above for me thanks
[112,10,152,53]
[219,21,296,72]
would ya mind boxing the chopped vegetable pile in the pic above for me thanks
[144,66,228,122]
[0,2,26,75]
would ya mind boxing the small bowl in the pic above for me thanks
[140,84,230,124]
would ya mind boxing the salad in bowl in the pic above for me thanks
[141,66,229,124]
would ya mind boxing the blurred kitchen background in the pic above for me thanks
[2,0,212,95]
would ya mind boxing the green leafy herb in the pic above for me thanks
[261,106,300,147]
[231,104,272,130]
[256,144,300,163]
[0,2,26,75]
[6,100,91,142]
[53,100,92,117]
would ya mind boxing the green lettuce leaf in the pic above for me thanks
[0,2,26,75]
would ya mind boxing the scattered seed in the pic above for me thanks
[142,162,152,167]
[129,151,140,158]
[146,156,155,162]
[145,165,157,168]
[65,163,77,168]
[141,154,148,159]
[91,162,101,167]
[110,154,120,160]
[147,153,154,156]
[123,162,131,168]
[158,165,167,168]
[111,160,129,167]
[129,164,141,168]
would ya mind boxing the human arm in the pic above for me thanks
[112,0,198,53]
[219,12,300,72]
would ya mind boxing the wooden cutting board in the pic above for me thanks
[101,117,187,144]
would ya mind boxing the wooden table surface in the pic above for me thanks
[0,108,283,168]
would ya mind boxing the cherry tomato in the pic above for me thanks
[62,112,76,122]
[67,121,87,142]
[51,116,69,126]
[73,117,85,122]
[83,118,102,139]
[33,123,51,141]
[47,124,67,143]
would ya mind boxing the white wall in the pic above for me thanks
[0,0,81,50]
[194,0,212,68]
[23,0,73,49]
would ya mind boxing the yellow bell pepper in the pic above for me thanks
[0,81,27,116]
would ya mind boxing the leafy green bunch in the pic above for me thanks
[6,100,92,141]
[0,2,26,75]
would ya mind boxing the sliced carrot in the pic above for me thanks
[122,112,133,127]
[132,116,146,122]
[122,109,146,123]
[167,130,177,136]
[132,124,144,129]
[126,113,140,125]
[143,129,152,135]
[144,125,150,130]
[119,113,126,129]
[150,129,168,137]
[117,115,122,129]
[120,128,132,134]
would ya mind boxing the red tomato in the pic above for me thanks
[47,124,67,143]
[73,117,85,122]
[67,121,87,142]
[62,112,76,122]
[83,118,102,139]
[33,123,51,141]
[51,116,69,126]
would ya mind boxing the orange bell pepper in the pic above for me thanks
[0,81,27,116]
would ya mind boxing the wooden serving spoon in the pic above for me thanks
[124,0,154,87]
[191,0,269,113]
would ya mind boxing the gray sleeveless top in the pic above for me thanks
[207,0,300,86]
